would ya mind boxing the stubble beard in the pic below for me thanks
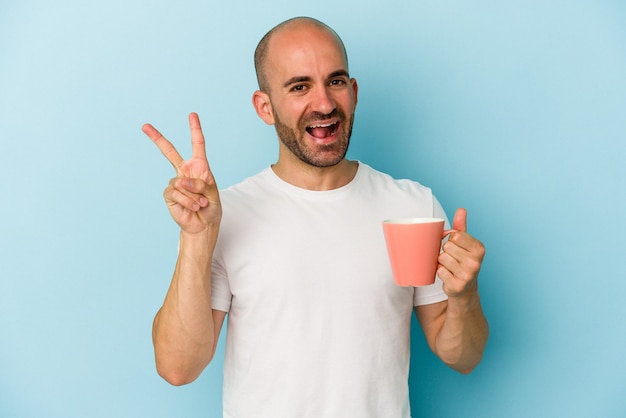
[274,108,354,168]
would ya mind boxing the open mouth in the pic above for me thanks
[306,121,340,140]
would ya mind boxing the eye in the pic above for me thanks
[329,78,347,87]
[291,84,307,92]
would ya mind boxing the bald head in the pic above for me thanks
[254,17,349,93]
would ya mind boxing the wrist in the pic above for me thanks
[180,223,219,240]
[179,225,219,255]
[446,291,481,315]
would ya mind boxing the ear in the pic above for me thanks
[350,78,359,106]
[252,90,275,125]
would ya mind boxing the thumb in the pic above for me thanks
[452,208,468,232]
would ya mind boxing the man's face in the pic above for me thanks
[263,25,358,168]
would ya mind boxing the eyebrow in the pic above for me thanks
[282,70,350,88]
[283,76,311,88]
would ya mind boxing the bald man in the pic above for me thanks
[143,17,488,418]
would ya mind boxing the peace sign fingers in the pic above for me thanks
[188,112,208,162]
[143,113,221,233]
[142,122,186,175]
[143,112,212,183]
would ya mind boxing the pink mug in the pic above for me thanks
[382,218,454,287]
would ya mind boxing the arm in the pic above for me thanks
[415,208,489,374]
[151,229,227,385]
[143,113,226,385]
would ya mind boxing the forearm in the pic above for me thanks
[434,292,489,374]
[152,226,220,385]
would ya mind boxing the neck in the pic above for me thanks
[271,158,358,191]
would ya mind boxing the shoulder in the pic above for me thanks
[357,162,433,198]
[219,168,274,199]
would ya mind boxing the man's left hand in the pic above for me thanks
[437,208,486,298]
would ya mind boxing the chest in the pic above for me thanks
[220,196,416,313]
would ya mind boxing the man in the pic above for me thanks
[143,17,488,418]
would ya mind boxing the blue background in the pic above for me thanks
[1,1,625,417]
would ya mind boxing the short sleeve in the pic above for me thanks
[413,195,449,306]
[211,251,232,313]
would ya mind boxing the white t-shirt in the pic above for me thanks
[211,163,448,418]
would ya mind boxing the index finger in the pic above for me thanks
[142,123,184,173]
[188,112,207,161]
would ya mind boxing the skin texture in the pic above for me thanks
[143,17,488,385]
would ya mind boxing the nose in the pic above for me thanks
[310,86,336,115]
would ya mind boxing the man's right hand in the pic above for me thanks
[142,112,222,234]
